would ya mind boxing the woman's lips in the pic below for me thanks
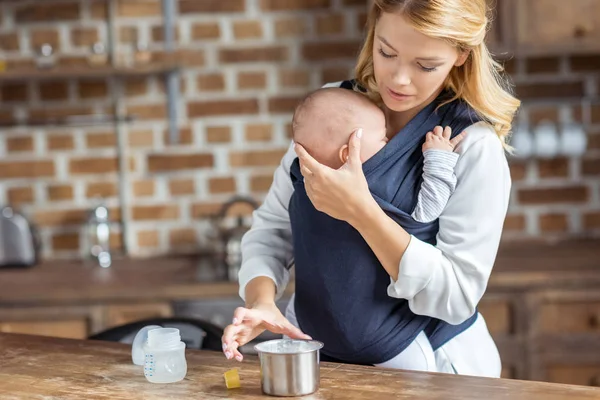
[387,87,413,101]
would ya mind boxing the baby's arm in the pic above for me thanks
[411,126,466,223]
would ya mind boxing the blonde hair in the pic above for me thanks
[355,0,520,151]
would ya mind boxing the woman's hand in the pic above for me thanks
[221,302,311,362]
[294,129,374,226]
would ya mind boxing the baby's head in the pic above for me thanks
[292,87,387,169]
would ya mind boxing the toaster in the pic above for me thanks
[0,206,40,268]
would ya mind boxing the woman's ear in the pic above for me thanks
[338,144,349,164]
[455,50,470,67]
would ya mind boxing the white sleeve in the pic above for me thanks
[237,142,297,302]
[387,123,511,324]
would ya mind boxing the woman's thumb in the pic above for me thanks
[347,128,362,166]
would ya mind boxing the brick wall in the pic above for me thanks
[0,0,598,260]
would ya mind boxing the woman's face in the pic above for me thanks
[373,12,466,114]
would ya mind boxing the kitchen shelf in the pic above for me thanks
[0,63,179,83]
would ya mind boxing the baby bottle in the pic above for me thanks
[142,327,187,383]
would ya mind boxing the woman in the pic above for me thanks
[221,0,519,376]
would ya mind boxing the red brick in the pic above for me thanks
[47,184,73,201]
[582,158,600,176]
[528,106,559,124]
[503,214,526,231]
[128,129,154,148]
[198,73,225,91]
[125,78,148,97]
[91,1,107,19]
[78,80,108,99]
[47,134,74,151]
[132,205,179,221]
[0,33,19,51]
[151,49,205,67]
[29,106,94,121]
[209,177,236,194]
[539,213,569,233]
[180,0,245,13]
[316,14,345,35]
[246,124,273,141]
[169,228,197,247]
[118,0,160,17]
[86,131,116,148]
[570,55,600,72]
[15,3,80,23]
[30,29,60,49]
[525,57,561,74]
[69,157,118,175]
[163,127,193,146]
[6,136,34,153]
[147,153,214,172]
[52,233,79,251]
[592,104,600,124]
[87,182,117,198]
[206,126,232,143]
[151,25,180,43]
[302,40,362,61]
[34,208,120,227]
[509,162,526,181]
[169,179,195,196]
[6,58,35,71]
[357,11,367,30]
[39,82,69,101]
[137,230,159,248]
[321,67,351,85]
[268,96,302,113]
[238,72,267,89]
[191,23,220,40]
[233,20,263,39]
[516,81,585,99]
[274,17,307,37]
[71,27,99,47]
[538,158,569,178]
[583,212,600,230]
[127,104,166,120]
[279,69,310,88]
[1,83,27,102]
[250,174,274,192]
[58,55,89,68]
[7,187,34,205]
[588,132,600,151]
[260,0,330,11]
[219,46,288,63]
[120,26,138,43]
[518,186,588,205]
[133,180,155,197]
[0,161,55,179]
[191,202,222,218]
[188,99,259,117]
[230,149,286,167]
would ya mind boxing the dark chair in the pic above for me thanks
[88,317,224,352]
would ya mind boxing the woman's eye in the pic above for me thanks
[378,48,395,59]
[418,63,437,72]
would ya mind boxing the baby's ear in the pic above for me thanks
[339,144,349,164]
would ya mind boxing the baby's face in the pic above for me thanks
[354,107,388,163]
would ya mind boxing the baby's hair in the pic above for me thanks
[291,87,380,140]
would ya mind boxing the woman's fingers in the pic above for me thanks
[345,128,363,168]
[294,143,321,176]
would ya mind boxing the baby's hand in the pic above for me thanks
[422,126,466,152]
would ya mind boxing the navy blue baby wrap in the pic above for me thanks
[288,82,480,365]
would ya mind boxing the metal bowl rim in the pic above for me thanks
[253,338,324,354]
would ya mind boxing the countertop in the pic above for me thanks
[0,239,599,306]
[0,333,599,399]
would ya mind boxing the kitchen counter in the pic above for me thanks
[1,332,599,399]
[0,239,599,306]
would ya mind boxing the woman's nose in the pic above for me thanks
[392,67,411,86]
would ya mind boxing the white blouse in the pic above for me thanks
[237,105,511,326]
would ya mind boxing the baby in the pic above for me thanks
[291,87,465,223]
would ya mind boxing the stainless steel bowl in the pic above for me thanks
[254,339,324,397]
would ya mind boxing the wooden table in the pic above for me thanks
[1,333,599,399]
